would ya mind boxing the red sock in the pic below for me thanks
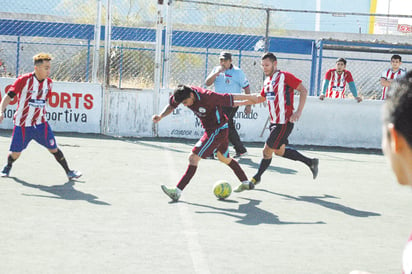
[228,160,248,182]
[176,165,197,190]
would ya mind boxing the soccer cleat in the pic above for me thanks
[0,164,11,177]
[310,158,319,179]
[234,181,255,193]
[161,185,181,202]
[250,177,261,185]
[233,151,248,159]
[67,170,82,180]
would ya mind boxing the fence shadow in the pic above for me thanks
[10,177,110,206]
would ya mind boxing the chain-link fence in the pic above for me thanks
[1,0,412,98]
[0,1,100,81]
[169,0,315,94]
[0,0,158,87]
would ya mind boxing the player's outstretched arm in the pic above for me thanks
[152,105,174,123]
[233,94,264,107]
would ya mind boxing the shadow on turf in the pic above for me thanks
[10,177,110,205]
[256,189,380,218]
[236,158,297,175]
[182,198,325,226]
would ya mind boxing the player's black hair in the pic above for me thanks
[336,58,347,65]
[261,52,277,62]
[173,85,194,103]
[391,54,402,62]
[384,70,412,147]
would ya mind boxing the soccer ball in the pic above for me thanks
[213,180,232,200]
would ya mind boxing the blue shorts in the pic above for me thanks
[10,122,57,152]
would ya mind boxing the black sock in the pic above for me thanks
[283,148,312,166]
[53,149,70,173]
[7,154,16,167]
[254,158,272,180]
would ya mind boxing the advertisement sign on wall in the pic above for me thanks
[0,77,102,133]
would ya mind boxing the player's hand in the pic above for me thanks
[319,94,325,101]
[0,113,4,124]
[244,105,251,115]
[289,111,302,123]
[152,115,161,123]
[355,96,362,103]
[218,66,226,73]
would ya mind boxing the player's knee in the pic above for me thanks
[10,152,21,160]
[188,153,200,165]
[274,150,283,156]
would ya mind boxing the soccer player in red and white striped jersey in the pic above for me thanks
[245,53,319,187]
[380,54,406,100]
[319,58,362,102]
[0,53,81,180]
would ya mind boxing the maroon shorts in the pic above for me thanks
[192,124,229,159]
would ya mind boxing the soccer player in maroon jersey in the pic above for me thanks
[319,57,362,102]
[247,52,319,186]
[0,53,81,180]
[350,70,412,274]
[152,84,257,201]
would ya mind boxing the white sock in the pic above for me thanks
[176,188,182,195]
[242,180,249,185]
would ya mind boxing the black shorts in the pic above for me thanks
[266,122,294,149]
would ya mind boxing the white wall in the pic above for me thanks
[108,89,383,149]
[0,79,382,149]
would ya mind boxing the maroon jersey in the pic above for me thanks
[169,86,234,131]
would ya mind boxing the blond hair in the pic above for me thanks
[33,53,52,65]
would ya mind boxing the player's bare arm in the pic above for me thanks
[152,105,174,123]
[0,94,12,123]
[290,83,307,122]
[205,66,225,86]
[243,86,252,114]
[233,94,263,107]
[380,78,392,87]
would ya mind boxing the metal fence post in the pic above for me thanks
[153,0,165,137]
[15,36,20,77]
[92,0,102,83]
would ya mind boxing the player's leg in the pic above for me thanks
[34,123,82,180]
[162,129,221,202]
[251,122,291,185]
[251,143,274,185]
[223,106,247,157]
[1,126,27,177]
[274,123,319,179]
[214,128,253,192]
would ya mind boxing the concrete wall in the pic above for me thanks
[107,89,383,149]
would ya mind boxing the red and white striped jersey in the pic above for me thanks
[260,70,301,124]
[324,69,354,99]
[8,72,52,127]
[380,68,406,100]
